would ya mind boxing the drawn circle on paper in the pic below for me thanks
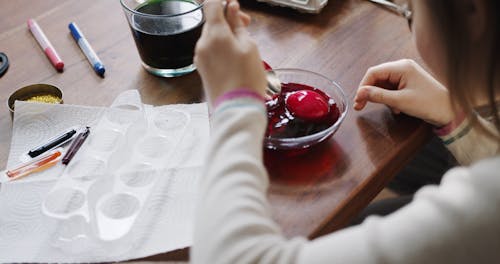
[67,157,106,181]
[119,163,155,187]
[137,136,171,158]
[2,181,51,222]
[154,110,189,134]
[0,221,28,246]
[105,108,140,125]
[99,193,140,219]
[44,188,86,215]
[14,114,53,144]
[87,128,122,152]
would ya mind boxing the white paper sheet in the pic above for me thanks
[0,90,209,262]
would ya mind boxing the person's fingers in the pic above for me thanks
[239,11,251,26]
[226,1,242,33]
[390,107,401,114]
[353,102,365,111]
[359,59,416,87]
[203,0,226,25]
[199,0,233,44]
[353,86,371,110]
[225,0,251,26]
[233,13,250,41]
[354,85,402,110]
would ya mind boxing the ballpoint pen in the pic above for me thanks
[62,127,90,165]
[28,127,77,158]
[27,18,64,71]
[68,22,105,77]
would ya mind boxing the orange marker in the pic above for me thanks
[6,149,62,181]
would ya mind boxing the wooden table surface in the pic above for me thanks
[0,0,431,261]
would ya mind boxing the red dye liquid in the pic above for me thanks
[266,83,340,138]
[264,140,345,188]
[262,61,272,71]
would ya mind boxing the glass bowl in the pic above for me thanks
[264,68,348,150]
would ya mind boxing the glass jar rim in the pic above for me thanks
[120,0,204,18]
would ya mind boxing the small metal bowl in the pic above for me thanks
[8,84,63,119]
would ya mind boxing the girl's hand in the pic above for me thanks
[353,59,455,127]
[194,0,266,106]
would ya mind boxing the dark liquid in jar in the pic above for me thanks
[130,0,203,69]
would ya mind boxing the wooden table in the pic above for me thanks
[0,0,431,261]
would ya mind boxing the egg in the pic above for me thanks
[285,90,330,121]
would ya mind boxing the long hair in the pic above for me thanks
[425,0,500,140]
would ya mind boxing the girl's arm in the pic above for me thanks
[192,95,500,264]
[354,60,499,165]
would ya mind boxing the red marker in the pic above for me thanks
[27,18,64,71]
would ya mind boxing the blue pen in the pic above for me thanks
[68,22,105,77]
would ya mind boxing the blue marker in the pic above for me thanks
[68,22,105,77]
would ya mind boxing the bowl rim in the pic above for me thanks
[7,83,63,113]
[264,68,349,147]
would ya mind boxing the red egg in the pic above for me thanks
[285,90,330,121]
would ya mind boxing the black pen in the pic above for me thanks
[28,128,77,158]
[62,127,90,165]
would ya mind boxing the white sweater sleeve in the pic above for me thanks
[439,115,500,165]
[192,98,500,264]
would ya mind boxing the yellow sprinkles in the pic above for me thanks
[25,94,61,104]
